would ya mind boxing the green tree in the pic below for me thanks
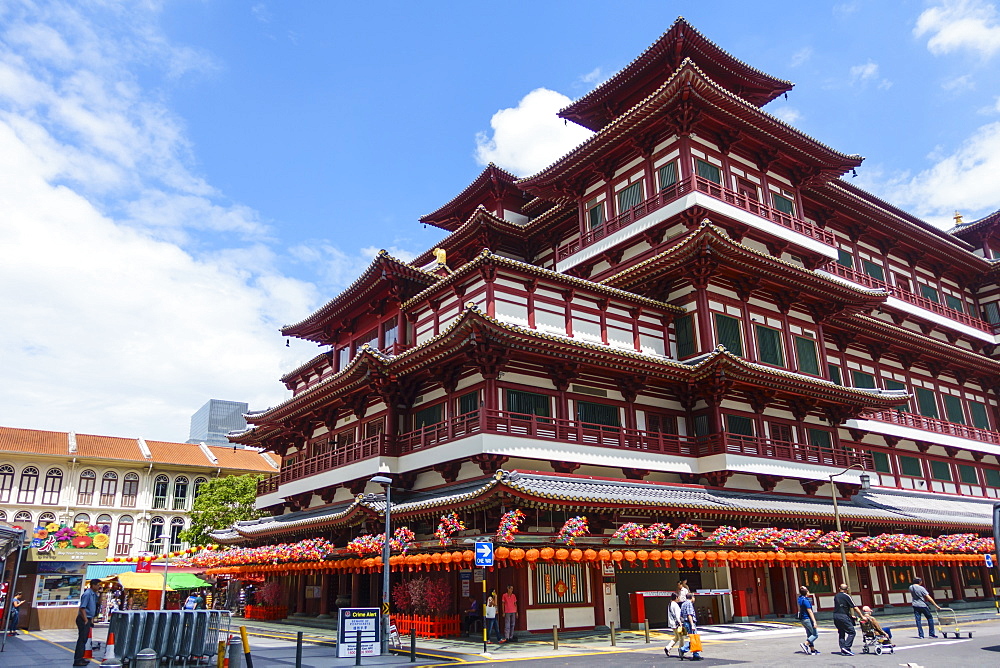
[179,473,264,546]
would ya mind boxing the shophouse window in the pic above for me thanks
[193,477,207,499]
[726,414,754,437]
[808,429,832,450]
[41,468,62,505]
[919,284,940,304]
[153,474,169,509]
[0,465,12,503]
[577,401,620,427]
[899,456,923,477]
[985,469,1000,488]
[969,401,990,429]
[173,476,189,510]
[794,337,820,375]
[675,315,695,358]
[647,414,678,434]
[930,460,952,481]
[170,517,185,551]
[695,159,722,184]
[851,370,876,389]
[714,313,743,356]
[871,451,892,474]
[861,260,885,282]
[617,181,643,214]
[77,470,96,504]
[958,464,979,485]
[658,162,678,190]
[17,466,38,504]
[914,388,940,419]
[100,472,118,506]
[96,514,112,534]
[413,403,444,429]
[884,380,909,412]
[74,513,90,524]
[943,395,966,424]
[506,389,551,419]
[944,294,965,313]
[836,249,854,268]
[115,516,134,556]
[772,192,795,215]
[122,473,139,508]
[587,199,605,230]
[828,365,842,385]
[148,516,165,546]
[754,324,784,367]
[458,391,479,415]
[769,422,793,443]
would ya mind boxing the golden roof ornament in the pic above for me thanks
[433,247,447,265]
[954,211,963,226]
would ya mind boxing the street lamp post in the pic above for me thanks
[371,475,393,656]
[828,464,871,587]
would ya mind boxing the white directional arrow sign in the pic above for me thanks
[475,541,494,567]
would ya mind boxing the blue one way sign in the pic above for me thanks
[475,541,494,567]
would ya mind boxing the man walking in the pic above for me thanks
[74,579,101,666]
[678,592,703,661]
[500,584,518,642]
[909,577,941,638]
[832,583,862,656]
[797,586,820,655]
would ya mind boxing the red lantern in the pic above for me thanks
[555,548,569,561]
[441,552,453,567]
[637,550,649,566]
[570,548,583,562]
[624,550,637,565]
[695,551,706,564]
[598,549,611,562]
[461,550,473,563]
[510,548,525,562]
[611,550,624,563]
[526,548,540,562]
[540,547,555,561]
[650,549,663,565]
[496,546,510,561]
[584,548,597,561]
[705,550,717,565]
[672,550,684,563]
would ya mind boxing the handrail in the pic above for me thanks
[822,262,993,333]
[867,410,1000,445]
[557,175,835,262]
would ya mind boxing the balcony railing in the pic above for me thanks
[822,263,993,334]
[867,410,1000,446]
[259,408,869,493]
[556,175,836,262]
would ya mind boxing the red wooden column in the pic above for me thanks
[296,574,306,614]
[318,573,331,617]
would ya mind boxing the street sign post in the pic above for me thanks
[337,608,380,658]
[475,541,494,567]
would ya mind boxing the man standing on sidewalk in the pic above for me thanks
[74,579,101,666]
[501,584,518,642]
[909,577,941,638]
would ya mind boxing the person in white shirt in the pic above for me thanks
[676,579,690,603]
[663,592,684,657]
[484,593,500,642]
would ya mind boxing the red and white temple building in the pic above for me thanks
[209,19,1000,631]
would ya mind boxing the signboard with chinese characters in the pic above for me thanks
[337,608,380,657]
[534,564,586,605]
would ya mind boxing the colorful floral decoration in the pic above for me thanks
[671,524,702,541]
[612,522,645,544]
[30,523,110,553]
[707,526,738,543]
[557,516,589,546]
[434,513,466,546]
[496,509,526,543]
[390,526,416,554]
[347,534,384,556]
[643,522,672,544]
[815,531,852,549]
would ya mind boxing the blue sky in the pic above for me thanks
[2,0,1000,441]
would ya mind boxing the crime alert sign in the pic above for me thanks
[475,541,494,567]
[337,607,380,658]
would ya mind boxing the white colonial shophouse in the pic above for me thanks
[0,425,276,556]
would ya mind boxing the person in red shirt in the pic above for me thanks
[500,585,518,642]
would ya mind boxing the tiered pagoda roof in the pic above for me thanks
[419,163,527,232]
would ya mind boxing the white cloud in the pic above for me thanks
[474,88,593,177]
[769,106,803,124]
[579,67,603,84]
[882,121,1000,226]
[915,0,1000,59]
[942,73,976,91]
[790,47,812,68]
[849,61,892,89]
[0,1,372,441]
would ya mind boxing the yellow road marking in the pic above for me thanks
[23,631,99,663]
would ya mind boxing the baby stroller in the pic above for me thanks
[859,617,894,655]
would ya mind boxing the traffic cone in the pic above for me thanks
[104,630,116,660]
[83,625,94,660]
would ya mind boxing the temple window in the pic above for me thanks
[695,159,722,184]
[943,395,966,425]
[336,346,350,371]
[836,248,854,268]
[658,161,678,190]
[646,413,677,434]
[919,284,940,304]
[335,429,356,448]
[930,460,952,482]
[771,191,795,215]
[984,302,1000,324]
[794,336,819,375]
[958,464,979,485]
[851,370,876,389]
[713,313,743,356]
[413,403,444,429]
[914,388,939,419]
[944,294,966,313]
[969,401,990,429]
[364,418,385,438]
[458,391,479,415]
[768,422,793,443]
[725,414,754,437]
[753,324,784,367]
[382,321,398,350]
[893,272,912,291]
[692,414,710,437]
[355,328,378,351]
[736,178,759,201]
[828,364,842,385]
[861,259,885,282]
[871,451,892,474]
[586,198,605,230]
[674,314,695,358]
[985,469,1000,487]
[807,428,832,451]
[506,389,551,420]
[576,401,620,428]
[884,380,909,412]
[899,455,923,477]
[616,181,644,215]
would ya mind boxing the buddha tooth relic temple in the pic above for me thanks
[204,18,1000,631]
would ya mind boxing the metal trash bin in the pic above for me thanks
[227,636,244,668]
[134,647,158,668]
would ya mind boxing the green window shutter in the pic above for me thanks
[413,403,443,429]
[945,294,964,313]
[647,414,677,434]
[851,370,876,389]
[795,337,820,375]
[884,380,909,412]
[714,313,743,356]
[985,469,1000,488]
[958,464,979,485]
[861,260,885,282]
[507,390,551,417]
[755,325,784,366]
[458,392,478,415]
[914,388,939,419]
[588,202,605,229]
[577,401,620,427]
[617,182,643,213]
[808,429,832,450]
[692,414,710,437]
[675,315,695,358]
[772,193,795,215]
[943,395,966,424]
[930,460,952,481]
[872,451,891,474]
[837,249,854,268]
[725,414,754,436]
[828,365,842,385]
[969,401,990,429]
[919,284,940,303]
[696,159,722,184]
[658,162,678,190]
[899,456,923,477]
[983,302,1000,325]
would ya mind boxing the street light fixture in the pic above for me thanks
[370,475,392,655]
[828,463,871,587]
